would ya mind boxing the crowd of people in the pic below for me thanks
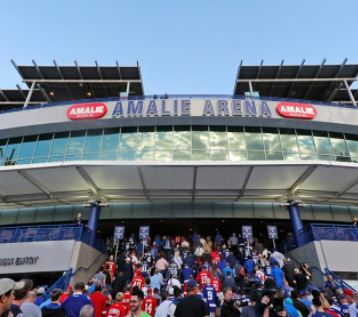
[0,231,357,317]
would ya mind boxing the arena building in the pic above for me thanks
[0,60,357,286]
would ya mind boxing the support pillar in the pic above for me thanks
[287,201,305,247]
[87,201,101,247]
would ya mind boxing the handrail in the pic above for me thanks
[0,94,356,116]
[42,268,73,301]
[324,268,356,292]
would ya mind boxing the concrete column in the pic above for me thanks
[287,201,305,247]
[87,201,101,247]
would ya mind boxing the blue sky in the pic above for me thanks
[0,0,357,94]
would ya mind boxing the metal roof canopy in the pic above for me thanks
[1,60,144,108]
[233,59,358,106]
[1,161,358,209]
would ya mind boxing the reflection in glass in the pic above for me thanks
[192,131,209,150]
[192,150,210,160]
[51,133,69,156]
[297,135,315,154]
[330,137,349,157]
[84,130,102,153]
[263,133,281,152]
[3,137,22,165]
[314,136,332,155]
[346,139,358,157]
[210,150,228,161]
[102,129,119,152]
[67,131,85,155]
[18,136,37,159]
[0,139,7,163]
[174,150,191,160]
[210,131,227,150]
[155,150,173,161]
[227,132,246,150]
[120,133,137,151]
[245,133,264,151]
[248,151,265,160]
[156,131,173,150]
[136,150,155,161]
[137,132,155,150]
[283,153,300,160]
[228,150,247,161]
[82,153,100,161]
[280,134,299,153]
[174,131,191,150]
[265,151,283,160]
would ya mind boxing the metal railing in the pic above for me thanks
[0,94,356,115]
[0,224,106,253]
[282,223,358,252]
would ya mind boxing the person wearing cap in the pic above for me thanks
[0,278,25,317]
[11,279,33,317]
[106,292,128,317]
[174,280,208,317]
[34,287,46,306]
[41,289,65,317]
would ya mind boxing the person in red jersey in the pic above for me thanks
[90,284,107,317]
[131,267,145,290]
[122,286,131,312]
[105,255,117,281]
[210,249,220,265]
[106,292,128,317]
[141,289,157,317]
[196,264,211,289]
[211,275,222,293]
[59,285,72,304]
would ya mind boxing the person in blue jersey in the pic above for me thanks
[243,256,255,278]
[272,263,285,289]
[338,294,350,317]
[62,282,92,317]
[41,289,65,317]
[180,263,193,284]
[311,297,335,317]
[202,280,219,317]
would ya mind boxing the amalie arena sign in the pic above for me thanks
[66,99,317,121]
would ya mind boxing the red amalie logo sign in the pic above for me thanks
[67,103,107,120]
[276,102,317,119]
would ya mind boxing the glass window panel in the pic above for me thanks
[65,155,82,161]
[84,129,102,153]
[318,155,335,161]
[330,135,349,157]
[102,128,120,152]
[280,134,299,153]
[3,137,22,165]
[34,134,52,158]
[0,139,7,163]
[210,150,228,161]
[51,132,69,156]
[48,156,64,163]
[245,132,264,151]
[314,136,333,155]
[118,151,136,160]
[300,154,317,160]
[228,150,247,161]
[136,150,155,161]
[18,136,37,159]
[174,150,191,160]
[192,150,210,160]
[263,133,281,152]
[82,153,99,161]
[351,157,358,163]
[283,153,300,160]
[99,152,117,160]
[120,133,137,151]
[209,131,227,150]
[297,135,315,154]
[266,151,283,160]
[346,140,358,157]
[155,150,173,161]
[137,132,155,150]
[67,131,85,155]
[192,131,209,150]
[174,131,191,150]
[227,132,246,150]
[336,156,351,162]
[32,157,48,164]
[17,159,32,165]
[247,151,265,160]
[156,131,174,150]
